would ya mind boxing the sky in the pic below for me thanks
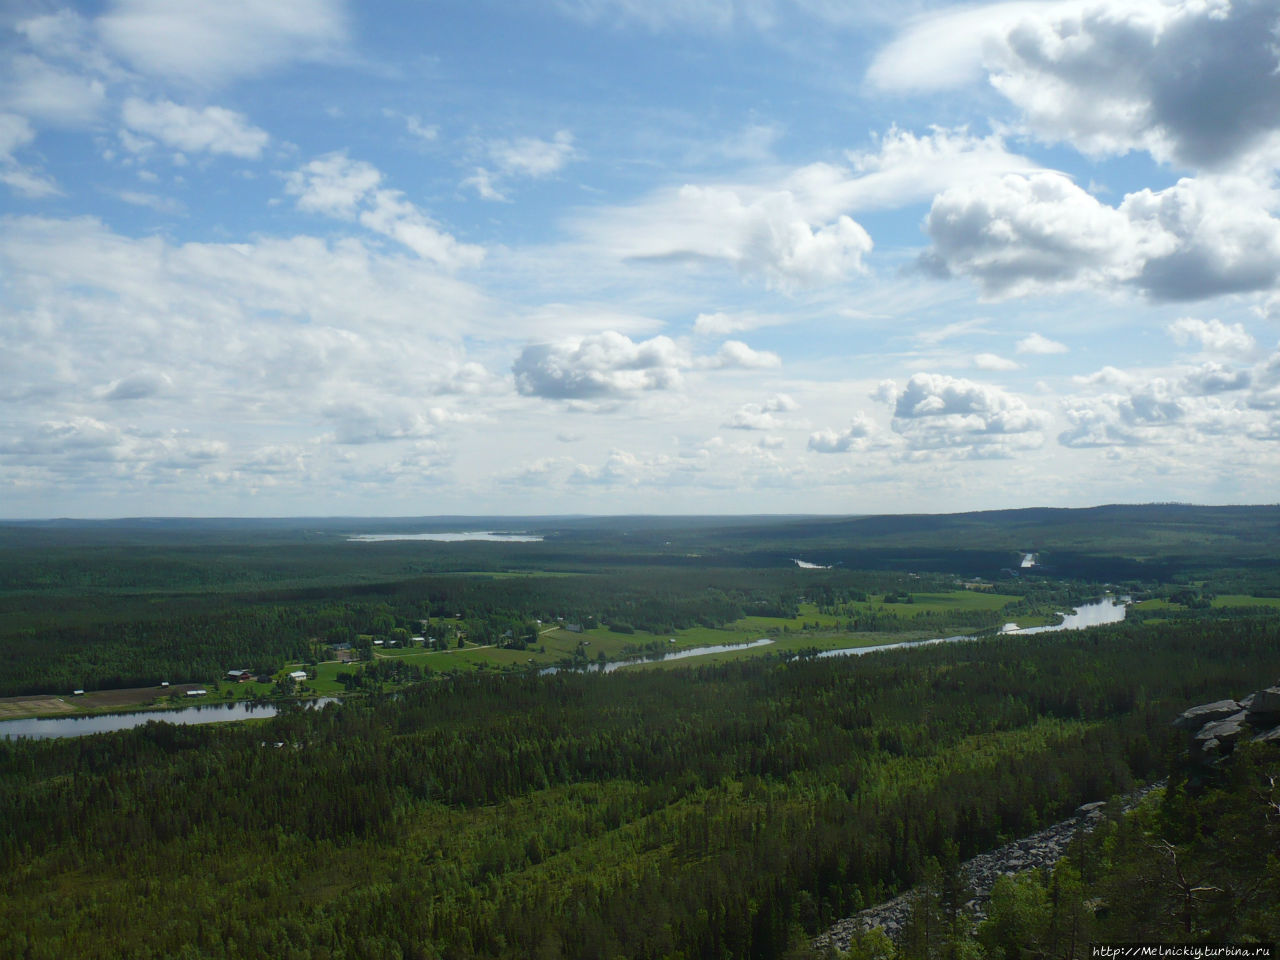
[3,0,1280,518]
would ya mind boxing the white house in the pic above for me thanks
[289,670,307,682]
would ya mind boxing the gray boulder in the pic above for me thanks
[1174,700,1241,730]
[1189,711,1249,765]
[1246,686,1280,718]
[1194,711,1247,745]
[1252,725,1280,744]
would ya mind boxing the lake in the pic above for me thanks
[0,698,338,741]
[348,531,543,542]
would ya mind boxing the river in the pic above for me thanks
[816,596,1128,659]
[542,638,775,676]
[0,698,338,741]
[348,532,543,542]
[2,598,1128,740]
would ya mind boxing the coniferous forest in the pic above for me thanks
[1,508,1279,958]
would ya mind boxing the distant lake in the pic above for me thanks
[349,532,544,542]
[0,698,337,741]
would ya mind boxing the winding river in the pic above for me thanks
[2,598,1128,740]
[1,698,338,741]
[816,596,1128,659]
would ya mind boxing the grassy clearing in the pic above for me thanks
[741,592,1022,629]
[292,591,1030,681]
[0,696,77,720]
[1137,594,1280,613]
[9,591,1037,718]
[1212,594,1280,608]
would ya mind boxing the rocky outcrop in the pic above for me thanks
[1179,681,1280,765]
[1173,700,1241,730]
[812,786,1161,953]
[814,683,1280,953]
[1254,725,1280,744]
[1247,686,1280,720]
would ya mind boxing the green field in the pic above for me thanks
[4,510,1280,957]
[318,592,1031,680]
[1138,594,1280,612]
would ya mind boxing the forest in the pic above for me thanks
[1,507,1278,958]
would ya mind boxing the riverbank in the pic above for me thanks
[0,696,339,740]
[1,598,1132,731]
[0,684,215,721]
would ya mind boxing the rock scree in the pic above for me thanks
[812,785,1161,953]
[815,677,1280,953]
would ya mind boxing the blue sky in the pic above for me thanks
[3,0,1280,518]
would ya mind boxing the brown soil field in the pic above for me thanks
[0,684,202,720]
[0,696,77,720]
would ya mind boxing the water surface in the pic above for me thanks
[816,597,1128,659]
[1,698,337,741]
[349,531,543,542]
[1000,596,1128,634]
[4,600,1127,739]
[544,638,775,675]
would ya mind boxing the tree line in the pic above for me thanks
[2,615,1278,958]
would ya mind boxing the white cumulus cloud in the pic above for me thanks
[1016,332,1069,355]
[701,340,781,370]
[490,130,575,178]
[575,181,872,290]
[921,171,1171,298]
[513,332,689,400]
[881,373,1049,457]
[729,394,797,430]
[1167,317,1256,356]
[974,353,1020,371]
[286,153,483,269]
[871,0,1280,172]
[466,130,575,201]
[97,0,347,86]
[0,112,60,197]
[923,172,1280,302]
[808,413,877,454]
[121,98,269,159]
